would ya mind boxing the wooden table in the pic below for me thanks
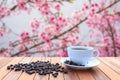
[0,57,120,80]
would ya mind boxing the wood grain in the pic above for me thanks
[77,70,95,80]
[99,58,120,74]
[0,57,120,80]
[62,57,79,80]
[89,67,110,80]
[49,57,64,80]
[115,57,120,61]
[98,58,120,80]
[105,57,120,69]
[0,57,23,80]
[64,68,79,80]
[0,58,12,69]
[17,57,41,80]
[2,57,33,80]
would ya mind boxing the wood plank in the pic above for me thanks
[18,57,41,80]
[62,58,79,80]
[77,70,95,80]
[0,58,12,69]
[89,67,110,80]
[34,57,50,80]
[99,58,120,74]
[115,57,120,61]
[49,57,64,80]
[0,57,4,60]
[2,57,33,80]
[0,57,4,59]
[64,68,79,80]
[97,58,120,80]
[0,57,23,80]
[105,57,120,68]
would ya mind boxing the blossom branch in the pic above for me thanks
[10,0,71,11]
[0,20,19,36]
[11,0,120,57]
[22,46,66,55]
[107,20,117,56]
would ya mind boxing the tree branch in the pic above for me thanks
[22,46,66,55]
[10,0,71,11]
[107,20,117,56]
[11,0,120,57]
[0,20,19,36]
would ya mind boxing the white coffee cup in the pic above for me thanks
[67,46,99,65]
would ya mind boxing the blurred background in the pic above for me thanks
[0,0,120,57]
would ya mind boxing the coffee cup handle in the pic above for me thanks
[93,50,99,57]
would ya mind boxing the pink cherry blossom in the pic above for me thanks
[20,31,30,43]
[24,52,30,57]
[56,16,68,28]
[0,6,10,18]
[31,18,40,29]
[44,25,57,36]
[40,33,51,44]
[34,0,46,6]
[49,15,56,24]
[55,4,60,11]
[0,0,120,57]
[47,16,68,35]
[72,10,83,24]
[2,52,10,57]
[16,0,27,10]
[38,2,50,15]
[18,44,27,51]
[87,14,102,28]
[56,50,68,57]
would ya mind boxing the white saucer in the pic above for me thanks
[61,57,100,70]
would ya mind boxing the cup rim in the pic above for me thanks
[67,46,93,51]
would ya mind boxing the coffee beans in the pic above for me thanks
[52,72,58,77]
[7,61,68,78]
[64,60,85,66]
[7,66,11,70]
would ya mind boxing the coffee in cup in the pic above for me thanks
[67,46,99,65]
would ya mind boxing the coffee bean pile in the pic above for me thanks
[64,60,85,66]
[7,61,68,78]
